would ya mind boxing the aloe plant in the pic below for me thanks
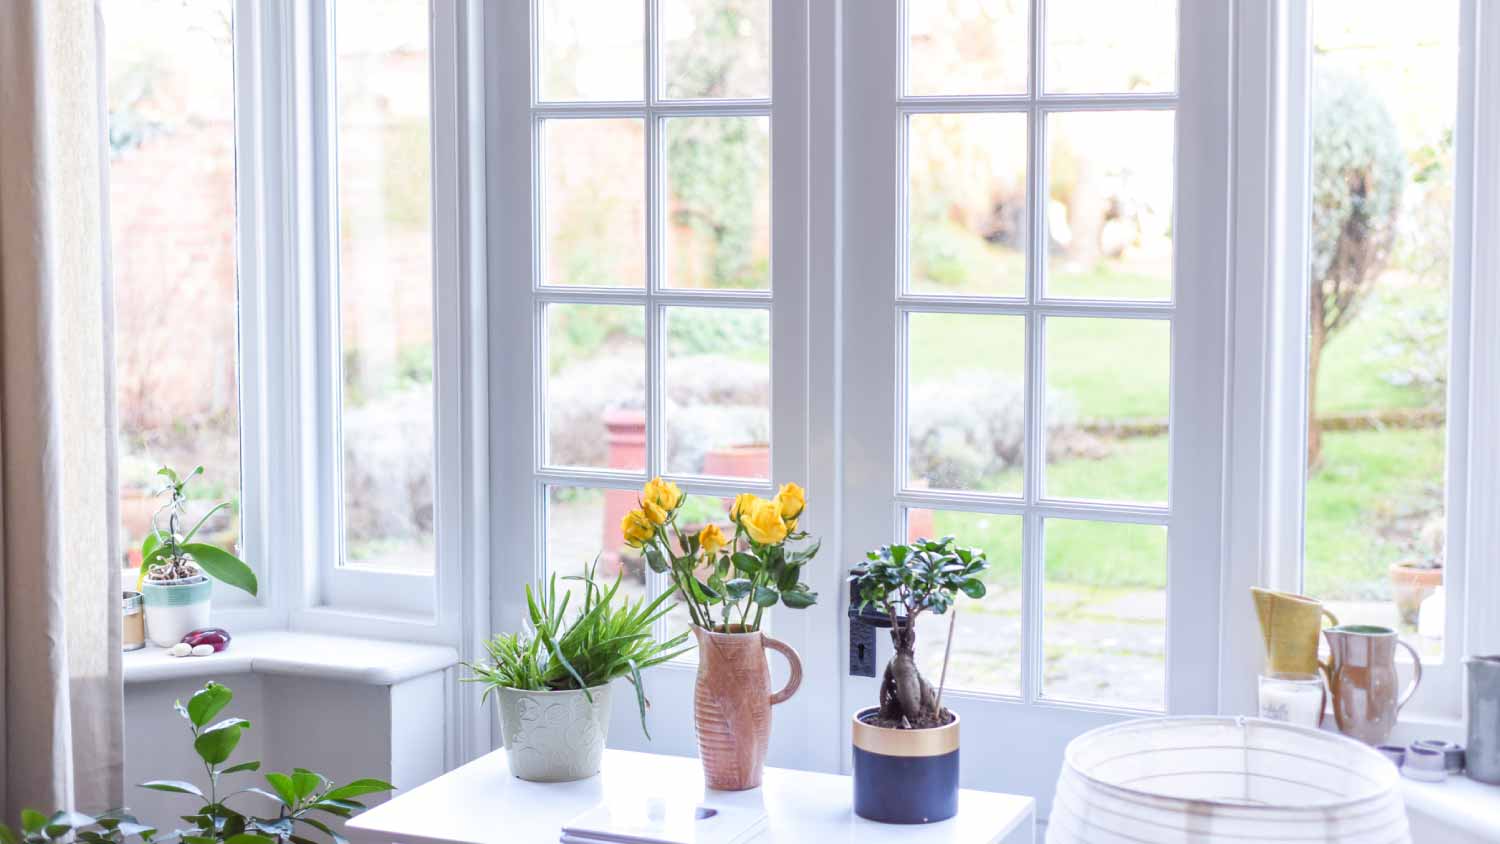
[135,466,256,596]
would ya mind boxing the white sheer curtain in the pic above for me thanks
[0,0,123,817]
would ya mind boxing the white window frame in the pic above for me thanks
[1223,0,1500,726]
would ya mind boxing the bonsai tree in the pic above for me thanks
[850,537,988,729]
[3,681,391,844]
[464,559,690,736]
[624,478,820,632]
[135,466,257,596]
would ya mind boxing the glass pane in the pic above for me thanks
[664,116,771,290]
[907,313,1026,495]
[664,307,770,478]
[539,0,644,101]
[1303,0,1457,660]
[104,0,242,571]
[543,118,646,287]
[1044,0,1176,94]
[1043,519,1166,710]
[660,0,770,100]
[906,0,1028,96]
[546,486,650,610]
[1045,111,1174,300]
[908,510,1023,698]
[908,113,1028,297]
[545,304,647,471]
[1044,318,1169,503]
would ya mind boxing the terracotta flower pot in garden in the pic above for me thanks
[1388,562,1442,626]
[692,625,802,791]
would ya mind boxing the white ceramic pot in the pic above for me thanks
[141,576,212,648]
[494,684,612,783]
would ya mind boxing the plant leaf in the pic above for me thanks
[263,773,297,807]
[221,835,271,844]
[186,682,233,728]
[959,578,987,599]
[219,760,261,775]
[780,589,817,609]
[193,719,247,765]
[139,781,204,797]
[180,543,258,596]
[293,818,346,844]
[290,770,320,799]
[321,779,396,803]
[752,585,778,607]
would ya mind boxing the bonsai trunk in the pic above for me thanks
[876,620,941,729]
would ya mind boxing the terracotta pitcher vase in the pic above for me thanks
[1323,624,1421,744]
[692,625,802,791]
[1251,587,1339,675]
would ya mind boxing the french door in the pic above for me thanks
[840,0,1232,813]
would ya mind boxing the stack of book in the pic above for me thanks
[559,798,767,844]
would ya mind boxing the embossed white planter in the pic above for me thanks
[494,685,612,783]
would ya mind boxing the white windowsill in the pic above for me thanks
[1402,774,1500,842]
[123,631,458,686]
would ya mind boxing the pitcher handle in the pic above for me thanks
[1395,639,1423,711]
[764,634,802,706]
[1321,608,1340,627]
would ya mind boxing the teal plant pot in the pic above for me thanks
[141,576,211,647]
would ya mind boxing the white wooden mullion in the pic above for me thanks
[534,288,773,307]
[1020,0,1047,708]
[533,101,771,118]
[896,298,1174,319]
[899,94,1177,114]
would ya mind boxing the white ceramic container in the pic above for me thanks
[494,684,612,783]
[141,576,212,647]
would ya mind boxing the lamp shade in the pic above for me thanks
[1046,717,1409,844]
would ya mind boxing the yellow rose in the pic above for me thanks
[698,523,727,557]
[743,499,789,545]
[729,493,760,523]
[785,517,798,534]
[621,509,654,548]
[643,477,684,511]
[774,482,806,519]
[642,499,668,525]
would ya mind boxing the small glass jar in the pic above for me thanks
[122,590,145,651]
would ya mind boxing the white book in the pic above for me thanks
[560,798,768,844]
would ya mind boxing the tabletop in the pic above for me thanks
[346,748,1034,844]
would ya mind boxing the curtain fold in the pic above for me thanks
[0,0,123,817]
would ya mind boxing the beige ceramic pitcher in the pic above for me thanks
[1251,587,1339,675]
[1323,624,1421,744]
[692,625,802,790]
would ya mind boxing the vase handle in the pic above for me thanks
[764,634,802,706]
[1396,638,1423,711]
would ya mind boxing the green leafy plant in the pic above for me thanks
[1,681,392,844]
[626,478,820,632]
[464,560,690,737]
[849,537,989,730]
[135,466,257,596]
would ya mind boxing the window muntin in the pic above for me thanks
[104,0,244,574]
[895,0,1177,708]
[333,0,437,572]
[1301,0,1459,661]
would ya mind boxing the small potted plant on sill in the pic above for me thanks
[1389,553,1442,628]
[625,478,821,791]
[465,560,689,783]
[135,466,257,647]
[848,536,988,824]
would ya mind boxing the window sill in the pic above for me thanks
[123,631,458,686]
[1402,775,1500,843]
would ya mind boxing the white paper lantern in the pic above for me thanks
[1046,717,1409,844]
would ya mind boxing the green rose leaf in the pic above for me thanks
[780,590,817,609]
[186,682,233,728]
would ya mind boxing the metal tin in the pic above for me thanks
[1466,655,1500,784]
[122,590,145,651]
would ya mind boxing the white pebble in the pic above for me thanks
[168,642,192,657]
[191,644,215,657]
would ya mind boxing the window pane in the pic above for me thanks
[908,113,1028,298]
[336,0,434,570]
[664,116,771,290]
[1044,318,1169,504]
[906,0,1028,96]
[546,486,650,609]
[539,0,644,102]
[543,118,646,288]
[1043,519,1166,710]
[664,308,770,478]
[1303,0,1457,660]
[908,510,1023,698]
[1043,0,1176,94]
[907,313,1026,495]
[545,304,647,472]
[104,0,242,569]
[1045,111,1174,301]
[660,0,770,100]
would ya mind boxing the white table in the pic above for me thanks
[347,749,1034,844]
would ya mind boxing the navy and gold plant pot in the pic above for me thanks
[851,706,960,824]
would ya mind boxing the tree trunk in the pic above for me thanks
[1307,318,1326,469]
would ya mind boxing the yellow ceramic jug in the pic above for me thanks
[1250,587,1339,675]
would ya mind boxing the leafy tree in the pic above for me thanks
[1307,69,1406,467]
